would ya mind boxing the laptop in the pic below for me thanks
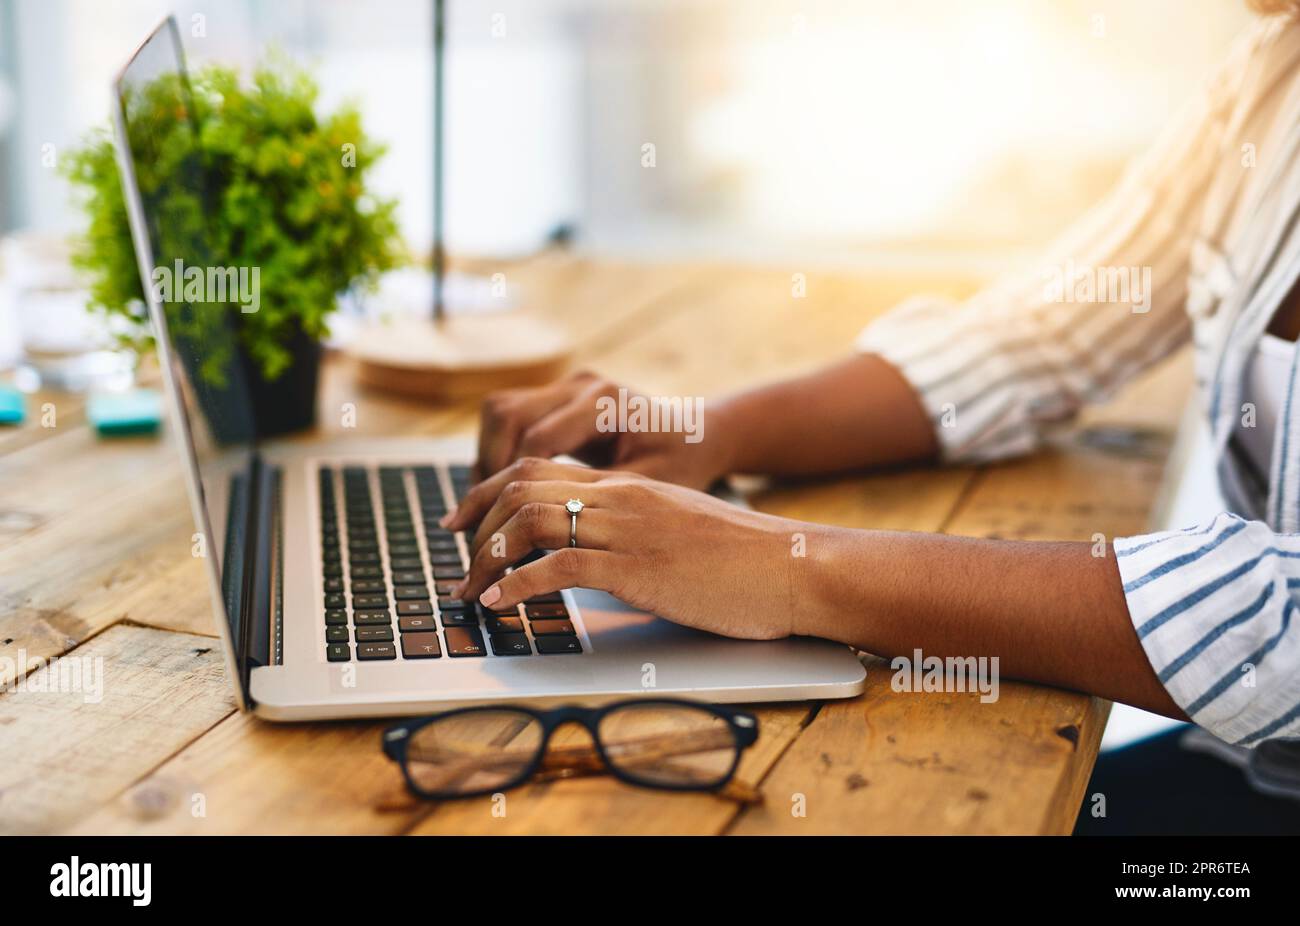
[111,16,866,721]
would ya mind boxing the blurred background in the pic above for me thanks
[0,0,1250,266]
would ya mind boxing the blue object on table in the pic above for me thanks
[87,388,163,436]
[0,384,25,425]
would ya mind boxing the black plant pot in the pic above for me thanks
[242,327,321,439]
[180,326,321,445]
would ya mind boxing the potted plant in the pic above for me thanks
[64,57,404,439]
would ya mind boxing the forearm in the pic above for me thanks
[798,527,1187,719]
[713,354,939,477]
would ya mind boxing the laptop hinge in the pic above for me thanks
[236,452,276,704]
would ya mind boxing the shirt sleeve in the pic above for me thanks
[855,23,1258,464]
[1115,513,1300,746]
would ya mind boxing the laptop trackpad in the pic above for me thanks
[567,588,709,648]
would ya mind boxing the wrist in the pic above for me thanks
[705,394,751,477]
[783,522,856,640]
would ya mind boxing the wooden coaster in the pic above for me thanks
[348,314,571,401]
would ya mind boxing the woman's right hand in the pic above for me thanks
[473,370,734,491]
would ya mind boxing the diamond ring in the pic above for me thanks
[565,498,584,548]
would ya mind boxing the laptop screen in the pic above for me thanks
[113,18,259,654]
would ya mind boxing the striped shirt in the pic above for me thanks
[856,16,1300,748]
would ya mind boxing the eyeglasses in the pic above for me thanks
[382,699,761,802]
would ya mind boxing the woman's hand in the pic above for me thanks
[473,371,736,491]
[442,458,816,641]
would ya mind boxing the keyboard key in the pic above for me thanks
[432,565,466,580]
[438,596,471,612]
[394,586,430,601]
[358,642,397,661]
[525,592,564,605]
[490,632,532,656]
[525,604,568,620]
[480,603,521,618]
[440,610,479,627]
[433,580,461,596]
[429,552,464,567]
[401,632,442,659]
[445,626,486,657]
[354,610,393,626]
[351,565,382,578]
[352,594,388,610]
[397,600,434,616]
[326,626,349,642]
[325,609,348,626]
[324,577,344,593]
[391,570,427,586]
[388,543,420,557]
[327,643,351,662]
[355,626,395,642]
[391,557,423,570]
[323,563,343,578]
[484,615,524,634]
[529,619,576,636]
[399,615,437,632]
[324,592,345,609]
[535,635,582,655]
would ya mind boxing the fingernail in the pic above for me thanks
[479,585,501,607]
[439,508,456,528]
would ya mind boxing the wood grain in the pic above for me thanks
[72,711,421,835]
[0,428,211,683]
[0,623,234,835]
[727,660,1108,835]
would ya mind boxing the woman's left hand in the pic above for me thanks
[442,457,817,640]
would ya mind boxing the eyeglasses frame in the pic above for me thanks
[382,698,761,800]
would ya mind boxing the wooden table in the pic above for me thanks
[0,254,1190,835]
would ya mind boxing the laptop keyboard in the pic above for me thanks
[319,463,583,662]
